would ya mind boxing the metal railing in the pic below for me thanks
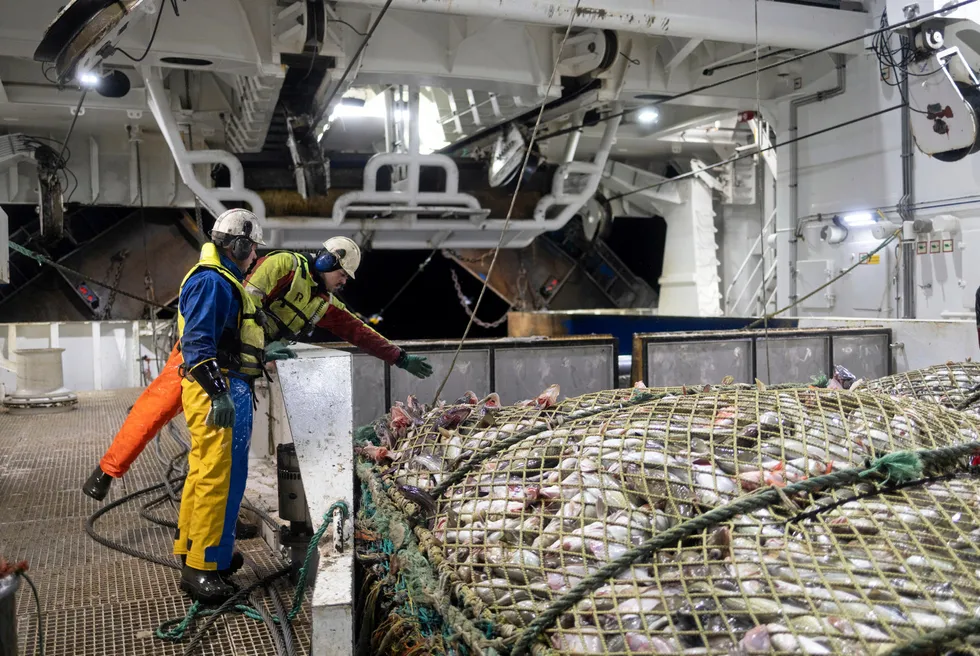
[724,208,776,316]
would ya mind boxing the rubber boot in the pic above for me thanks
[82,466,114,501]
[236,519,259,540]
[180,552,244,576]
[180,565,236,604]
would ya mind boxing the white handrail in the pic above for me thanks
[725,208,776,314]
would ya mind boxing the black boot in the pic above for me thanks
[82,466,114,501]
[180,565,236,604]
[180,552,244,577]
[236,519,259,540]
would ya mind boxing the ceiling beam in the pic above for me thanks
[666,38,704,73]
[339,0,867,54]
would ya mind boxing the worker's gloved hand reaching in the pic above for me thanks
[396,352,433,379]
[206,393,236,428]
[264,341,297,362]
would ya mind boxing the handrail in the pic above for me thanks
[724,207,776,314]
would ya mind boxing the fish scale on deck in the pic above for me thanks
[355,368,980,656]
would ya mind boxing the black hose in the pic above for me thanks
[22,572,44,656]
[85,477,184,570]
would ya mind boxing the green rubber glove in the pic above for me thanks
[206,393,236,428]
[397,354,434,379]
[265,341,297,362]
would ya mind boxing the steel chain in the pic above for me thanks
[449,267,509,328]
[101,249,130,319]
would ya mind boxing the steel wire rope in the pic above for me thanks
[429,0,585,405]
[746,226,902,329]
[8,242,171,310]
[366,247,439,325]
[532,0,977,143]
[754,0,772,383]
[606,104,903,203]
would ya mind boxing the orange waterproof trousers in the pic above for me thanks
[99,343,184,478]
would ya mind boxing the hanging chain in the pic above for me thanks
[102,249,131,319]
[442,248,493,265]
[449,267,509,329]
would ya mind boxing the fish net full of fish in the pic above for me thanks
[354,384,980,656]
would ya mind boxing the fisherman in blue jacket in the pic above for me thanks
[174,208,286,603]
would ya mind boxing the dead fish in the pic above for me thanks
[436,405,473,430]
[455,391,479,405]
[519,384,561,409]
[354,444,390,464]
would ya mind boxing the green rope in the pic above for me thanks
[155,501,350,642]
[886,617,980,656]
[288,501,349,621]
[510,443,980,655]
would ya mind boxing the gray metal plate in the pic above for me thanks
[833,334,890,380]
[493,345,616,405]
[390,349,491,404]
[351,353,386,428]
[756,336,830,385]
[647,339,753,387]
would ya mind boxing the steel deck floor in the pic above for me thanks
[0,390,312,656]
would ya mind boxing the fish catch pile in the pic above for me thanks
[355,383,980,656]
[863,361,980,415]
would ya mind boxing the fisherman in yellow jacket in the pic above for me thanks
[173,208,270,602]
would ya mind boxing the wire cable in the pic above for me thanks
[430,0,585,405]
[753,0,772,383]
[314,0,396,129]
[367,247,438,325]
[746,228,902,329]
[535,0,978,142]
[607,104,903,202]
[8,242,171,310]
[59,91,87,162]
[115,1,167,62]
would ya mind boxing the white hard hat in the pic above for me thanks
[212,208,266,246]
[323,236,360,278]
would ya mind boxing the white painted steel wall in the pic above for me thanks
[770,0,980,321]
[798,317,980,373]
[0,320,172,394]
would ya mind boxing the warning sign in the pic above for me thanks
[866,254,880,265]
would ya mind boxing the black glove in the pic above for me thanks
[396,352,434,379]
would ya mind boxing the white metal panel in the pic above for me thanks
[343,0,867,53]
[799,317,980,373]
[276,352,355,656]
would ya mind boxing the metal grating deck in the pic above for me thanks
[0,390,312,655]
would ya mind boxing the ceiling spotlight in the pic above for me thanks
[78,71,100,88]
[637,108,659,124]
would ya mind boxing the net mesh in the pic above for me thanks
[863,362,980,415]
[357,383,980,656]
